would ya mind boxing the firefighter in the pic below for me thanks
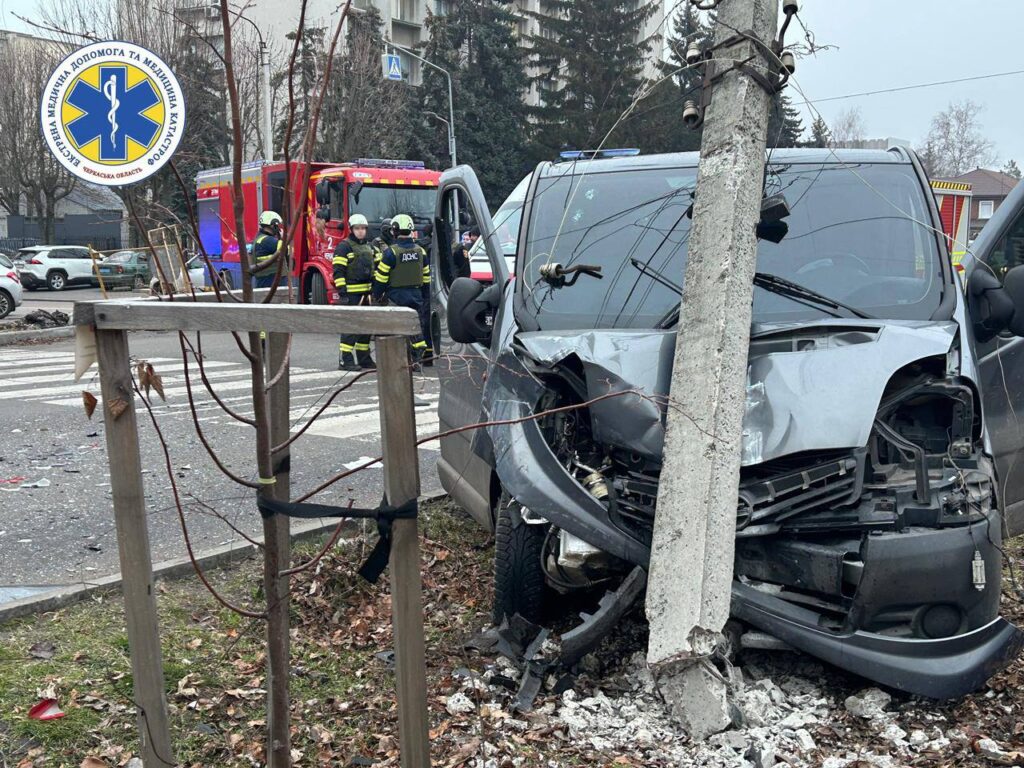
[252,210,284,288]
[333,213,378,371]
[373,213,431,365]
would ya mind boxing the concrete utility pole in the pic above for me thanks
[645,0,780,740]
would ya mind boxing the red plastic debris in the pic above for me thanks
[28,698,65,720]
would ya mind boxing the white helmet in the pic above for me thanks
[259,210,283,228]
[349,213,369,228]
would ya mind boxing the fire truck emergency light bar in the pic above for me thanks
[558,148,641,161]
[353,158,426,170]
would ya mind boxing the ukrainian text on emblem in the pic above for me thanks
[40,41,185,186]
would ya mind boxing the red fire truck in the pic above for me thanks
[195,159,441,303]
[930,179,973,274]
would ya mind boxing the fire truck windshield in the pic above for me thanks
[348,184,435,226]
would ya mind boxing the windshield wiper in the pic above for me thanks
[753,272,874,319]
[629,257,681,293]
[655,271,873,329]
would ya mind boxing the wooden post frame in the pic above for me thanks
[95,329,175,766]
[80,301,425,766]
[375,336,431,768]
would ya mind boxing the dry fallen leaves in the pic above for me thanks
[136,361,165,401]
[79,758,108,768]
[82,391,98,420]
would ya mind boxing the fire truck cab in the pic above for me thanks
[195,158,440,304]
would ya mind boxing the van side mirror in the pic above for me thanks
[448,277,500,345]
[968,268,1015,342]
[315,179,329,206]
[1002,265,1024,336]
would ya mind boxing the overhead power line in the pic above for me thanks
[798,69,1024,105]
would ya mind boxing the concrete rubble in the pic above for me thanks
[454,624,1002,768]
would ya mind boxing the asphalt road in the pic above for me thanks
[9,284,135,321]
[0,328,443,600]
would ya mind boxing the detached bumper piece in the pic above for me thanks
[732,581,1024,699]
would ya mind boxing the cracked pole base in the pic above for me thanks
[657,659,733,742]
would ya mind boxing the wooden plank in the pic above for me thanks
[375,335,430,768]
[95,329,175,766]
[73,287,288,327]
[265,332,292,767]
[88,301,420,336]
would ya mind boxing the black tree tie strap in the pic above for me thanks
[256,496,418,583]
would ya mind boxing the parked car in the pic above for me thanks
[0,254,23,319]
[432,148,1024,699]
[14,245,97,291]
[148,254,208,295]
[93,250,151,290]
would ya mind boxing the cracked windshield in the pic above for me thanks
[520,162,942,329]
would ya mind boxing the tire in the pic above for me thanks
[133,274,146,290]
[310,271,327,305]
[493,493,549,625]
[47,271,67,291]
[0,289,11,319]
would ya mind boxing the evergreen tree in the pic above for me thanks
[417,1,530,202]
[1003,158,1022,180]
[637,5,712,153]
[526,0,659,161]
[767,93,804,148]
[807,115,831,148]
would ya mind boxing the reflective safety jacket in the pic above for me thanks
[252,232,281,274]
[333,237,378,294]
[373,238,430,297]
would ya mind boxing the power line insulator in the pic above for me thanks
[685,43,703,65]
[780,51,796,74]
[682,100,702,129]
[783,1,799,14]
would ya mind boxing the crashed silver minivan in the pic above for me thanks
[429,148,1024,698]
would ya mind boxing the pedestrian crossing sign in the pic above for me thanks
[383,53,403,81]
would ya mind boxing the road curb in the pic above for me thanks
[0,489,448,624]
[0,326,75,346]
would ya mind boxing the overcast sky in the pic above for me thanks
[2,0,1022,167]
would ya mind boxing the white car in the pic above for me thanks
[14,245,97,291]
[0,254,24,319]
[149,255,208,295]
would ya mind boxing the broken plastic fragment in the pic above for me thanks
[28,698,65,720]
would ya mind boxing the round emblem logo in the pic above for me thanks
[40,41,185,186]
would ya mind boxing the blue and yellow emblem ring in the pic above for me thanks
[40,41,185,186]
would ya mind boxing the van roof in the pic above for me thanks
[542,146,913,177]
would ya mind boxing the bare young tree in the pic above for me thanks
[828,105,866,147]
[920,98,996,178]
[0,37,77,242]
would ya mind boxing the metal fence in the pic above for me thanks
[0,237,39,254]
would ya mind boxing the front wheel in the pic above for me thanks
[47,271,66,291]
[493,493,549,625]
[310,271,327,305]
[0,289,12,319]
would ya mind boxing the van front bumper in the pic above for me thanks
[731,580,1024,698]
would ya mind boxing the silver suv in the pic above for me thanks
[15,246,96,291]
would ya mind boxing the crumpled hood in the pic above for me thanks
[513,321,961,466]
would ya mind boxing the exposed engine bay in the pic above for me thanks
[478,323,1023,698]
[526,344,998,641]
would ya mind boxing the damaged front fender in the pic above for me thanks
[489,397,650,566]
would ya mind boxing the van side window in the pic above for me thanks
[983,212,1024,278]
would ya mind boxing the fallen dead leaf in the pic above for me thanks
[80,758,108,768]
[82,391,98,420]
